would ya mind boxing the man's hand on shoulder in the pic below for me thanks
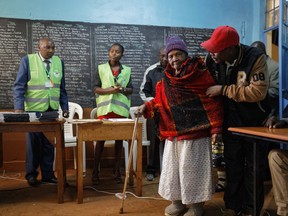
[206,85,222,97]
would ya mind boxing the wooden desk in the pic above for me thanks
[75,120,142,204]
[228,127,288,143]
[228,127,288,216]
[0,120,66,204]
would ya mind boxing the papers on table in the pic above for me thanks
[102,118,134,122]
[66,119,102,124]
[65,118,134,124]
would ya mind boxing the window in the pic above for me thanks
[266,0,280,28]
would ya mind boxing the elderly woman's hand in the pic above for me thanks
[134,104,146,118]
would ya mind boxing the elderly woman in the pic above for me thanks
[136,35,223,216]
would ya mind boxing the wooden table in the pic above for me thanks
[75,119,142,204]
[0,120,66,204]
[228,127,288,216]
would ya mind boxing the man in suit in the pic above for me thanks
[13,37,69,186]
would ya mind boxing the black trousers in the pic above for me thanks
[223,131,268,216]
[25,132,55,181]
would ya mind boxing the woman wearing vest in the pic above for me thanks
[13,38,69,187]
[92,43,133,185]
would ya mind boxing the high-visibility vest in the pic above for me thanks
[96,62,131,117]
[25,54,63,112]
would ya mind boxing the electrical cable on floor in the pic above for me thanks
[0,170,30,191]
[0,169,274,216]
[0,169,23,181]
[84,185,165,201]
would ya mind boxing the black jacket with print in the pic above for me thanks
[205,44,271,128]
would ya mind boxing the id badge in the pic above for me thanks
[45,80,54,87]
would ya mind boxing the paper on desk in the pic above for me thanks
[66,119,102,124]
[103,118,134,122]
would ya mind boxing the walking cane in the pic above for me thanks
[119,114,139,214]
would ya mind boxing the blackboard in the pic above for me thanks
[0,17,213,109]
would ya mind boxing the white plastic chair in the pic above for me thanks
[58,102,86,175]
[90,108,129,170]
[129,106,164,172]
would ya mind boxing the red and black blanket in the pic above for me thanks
[144,56,223,141]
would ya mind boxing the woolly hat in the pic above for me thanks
[200,25,239,53]
[165,35,188,56]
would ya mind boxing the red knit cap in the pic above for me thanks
[201,25,240,53]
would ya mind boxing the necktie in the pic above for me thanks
[44,60,50,71]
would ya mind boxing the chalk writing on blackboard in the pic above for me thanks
[0,17,213,109]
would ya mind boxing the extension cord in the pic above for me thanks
[115,193,127,200]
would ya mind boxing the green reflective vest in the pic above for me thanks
[96,62,131,117]
[25,54,63,112]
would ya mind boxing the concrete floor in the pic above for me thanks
[0,168,278,216]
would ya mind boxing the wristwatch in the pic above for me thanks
[63,112,69,118]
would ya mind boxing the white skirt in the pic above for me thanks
[158,137,213,204]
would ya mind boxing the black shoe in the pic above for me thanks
[92,176,100,185]
[27,176,39,187]
[42,176,58,184]
[113,170,122,184]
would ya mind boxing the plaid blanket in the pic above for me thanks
[145,56,223,140]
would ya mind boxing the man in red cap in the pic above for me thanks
[201,26,271,216]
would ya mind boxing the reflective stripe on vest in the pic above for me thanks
[96,62,131,117]
[25,54,63,112]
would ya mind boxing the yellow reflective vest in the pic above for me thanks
[96,62,131,117]
[25,54,63,112]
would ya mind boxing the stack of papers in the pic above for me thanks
[102,118,134,122]
[66,119,102,124]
